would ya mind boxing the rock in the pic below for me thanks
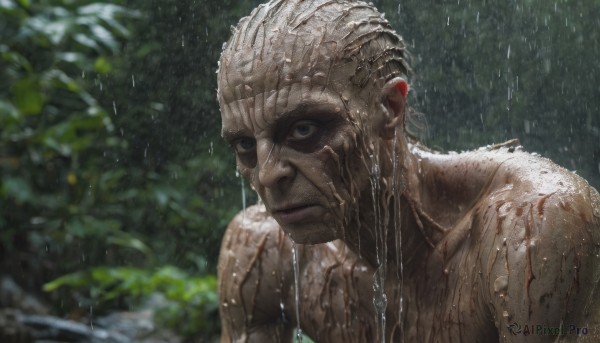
[19,314,129,343]
[0,275,48,315]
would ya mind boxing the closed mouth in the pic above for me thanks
[277,204,312,214]
[272,204,319,224]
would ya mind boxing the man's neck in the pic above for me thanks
[342,140,436,271]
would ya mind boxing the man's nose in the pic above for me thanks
[256,142,293,189]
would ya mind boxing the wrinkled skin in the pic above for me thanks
[216,1,600,342]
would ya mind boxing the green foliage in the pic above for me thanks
[0,0,134,265]
[43,265,219,337]
[1,0,245,339]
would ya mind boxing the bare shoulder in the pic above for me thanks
[471,149,600,340]
[218,204,294,342]
[480,148,600,238]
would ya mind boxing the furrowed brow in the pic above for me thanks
[273,102,340,128]
[222,128,246,143]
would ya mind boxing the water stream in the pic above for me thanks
[291,239,303,343]
[369,153,387,343]
[392,131,404,342]
[239,172,247,212]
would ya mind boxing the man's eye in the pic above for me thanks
[233,138,256,153]
[289,122,317,140]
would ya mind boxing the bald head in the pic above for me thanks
[217,0,413,244]
[217,0,411,106]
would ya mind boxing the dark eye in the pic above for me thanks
[289,121,317,140]
[233,137,256,153]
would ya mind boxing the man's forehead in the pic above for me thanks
[220,78,350,137]
[217,32,347,105]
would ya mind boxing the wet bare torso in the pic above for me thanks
[218,147,600,342]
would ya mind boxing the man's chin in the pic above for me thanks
[280,222,338,245]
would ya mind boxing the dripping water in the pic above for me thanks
[392,129,404,342]
[369,153,387,343]
[241,177,247,211]
[291,239,303,342]
[237,170,247,224]
[236,170,247,212]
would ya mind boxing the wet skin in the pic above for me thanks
[217,9,600,341]
[219,143,600,342]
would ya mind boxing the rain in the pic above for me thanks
[0,0,599,342]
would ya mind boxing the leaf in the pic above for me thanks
[73,33,101,51]
[78,3,139,37]
[107,234,153,260]
[78,3,128,17]
[1,177,33,203]
[0,49,32,72]
[44,19,72,45]
[16,0,29,8]
[56,51,90,69]
[94,56,112,74]
[0,100,20,121]
[10,77,45,115]
[43,271,88,292]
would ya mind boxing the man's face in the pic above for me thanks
[219,58,382,243]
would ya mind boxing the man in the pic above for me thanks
[216,0,600,341]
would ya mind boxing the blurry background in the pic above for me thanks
[0,0,598,341]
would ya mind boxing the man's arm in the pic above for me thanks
[486,179,600,342]
[218,205,294,342]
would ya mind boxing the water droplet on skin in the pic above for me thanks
[280,301,286,323]
[494,276,508,293]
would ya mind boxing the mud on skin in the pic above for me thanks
[216,0,600,342]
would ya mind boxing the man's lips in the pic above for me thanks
[271,204,319,224]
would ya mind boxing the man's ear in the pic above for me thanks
[381,77,409,139]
